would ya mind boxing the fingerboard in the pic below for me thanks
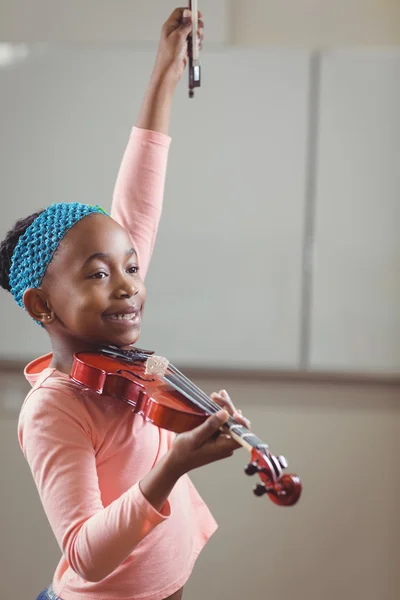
[164,372,269,453]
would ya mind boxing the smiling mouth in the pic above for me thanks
[104,311,141,325]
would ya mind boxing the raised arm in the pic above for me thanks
[110,126,170,281]
[111,8,202,279]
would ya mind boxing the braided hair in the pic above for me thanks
[0,211,44,293]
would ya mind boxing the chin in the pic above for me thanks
[112,330,141,348]
[79,324,141,350]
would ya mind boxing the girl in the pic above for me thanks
[0,8,250,600]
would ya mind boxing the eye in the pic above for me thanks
[127,266,139,274]
[90,271,108,279]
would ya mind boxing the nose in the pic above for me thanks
[113,272,139,299]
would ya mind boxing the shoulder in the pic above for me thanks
[19,370,92,436]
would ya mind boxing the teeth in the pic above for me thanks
[108,313,137,321]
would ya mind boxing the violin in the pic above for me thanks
[188,0,201,98]
[70,346,302,506]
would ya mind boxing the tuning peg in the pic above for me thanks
[244,462,260,475]
[253,483,267,497]
[277,455,288,469]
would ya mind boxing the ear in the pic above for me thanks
[23,288,55,325]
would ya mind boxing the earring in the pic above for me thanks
[46,315,51,320]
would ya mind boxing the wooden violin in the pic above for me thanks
[70,346,302,506]
[188,0,201,98]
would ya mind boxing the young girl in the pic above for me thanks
[0,8,250,600]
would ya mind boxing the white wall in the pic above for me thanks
[310,50,400,373]
[0,0,230,44]
[2,0,400,46]
[231,0,400,46]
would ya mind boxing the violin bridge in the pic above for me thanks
[145,355,169,377]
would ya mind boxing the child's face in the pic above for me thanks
[40,213,146,348]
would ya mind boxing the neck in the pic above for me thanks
[48,335,105,374]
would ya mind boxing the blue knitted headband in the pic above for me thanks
[9,202,109,310]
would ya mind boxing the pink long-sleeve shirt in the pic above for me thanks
[18,127,217,600]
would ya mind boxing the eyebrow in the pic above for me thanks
[83,247,137,266]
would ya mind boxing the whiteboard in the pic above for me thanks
[310,50,400,373]
[0,46,310,368]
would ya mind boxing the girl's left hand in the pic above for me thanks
[152,7,204,85]
[210,390,251,429]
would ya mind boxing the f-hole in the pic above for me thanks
[116,368,155,383]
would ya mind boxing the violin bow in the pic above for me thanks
[188,0,201,98]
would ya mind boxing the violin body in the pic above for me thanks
[71,351,208,434]
[71,347,302,507]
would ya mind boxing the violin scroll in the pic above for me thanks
[245,448,302,506]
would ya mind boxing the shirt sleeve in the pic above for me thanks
[18,386,170,583]
[110,126,172,281]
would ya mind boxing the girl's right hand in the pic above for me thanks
[152,7,204,86]
[169,410,241,477]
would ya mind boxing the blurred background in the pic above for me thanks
[0,1,399,599]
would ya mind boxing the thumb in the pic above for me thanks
[179,8,193,35]
[192,410,230,448]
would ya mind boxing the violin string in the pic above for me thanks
[163,367,269,452]
[165,363,240,423]
[167,373,223,414]
[166,364,227,411]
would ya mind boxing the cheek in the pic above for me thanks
[45,281,71,312]
[74,286,108,313]
[50,280,105,319]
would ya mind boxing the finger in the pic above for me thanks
[191,409,229,448]
[162,8,182,34]
[212,435,240,456]
[210,394,234,415]
[210,389,236,416]
[198,28,204,49]
[164,7,202,27]
[211,391,251,428]
[202,434,240,462]
[211,390,251,429]
[163,7,191,36]
[219,391,250,427]
[180,9,193,34]
[233,410,251,429]
[167,7,186,26]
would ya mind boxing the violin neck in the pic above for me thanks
[161,369,269,454]
[224,417,268,454]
